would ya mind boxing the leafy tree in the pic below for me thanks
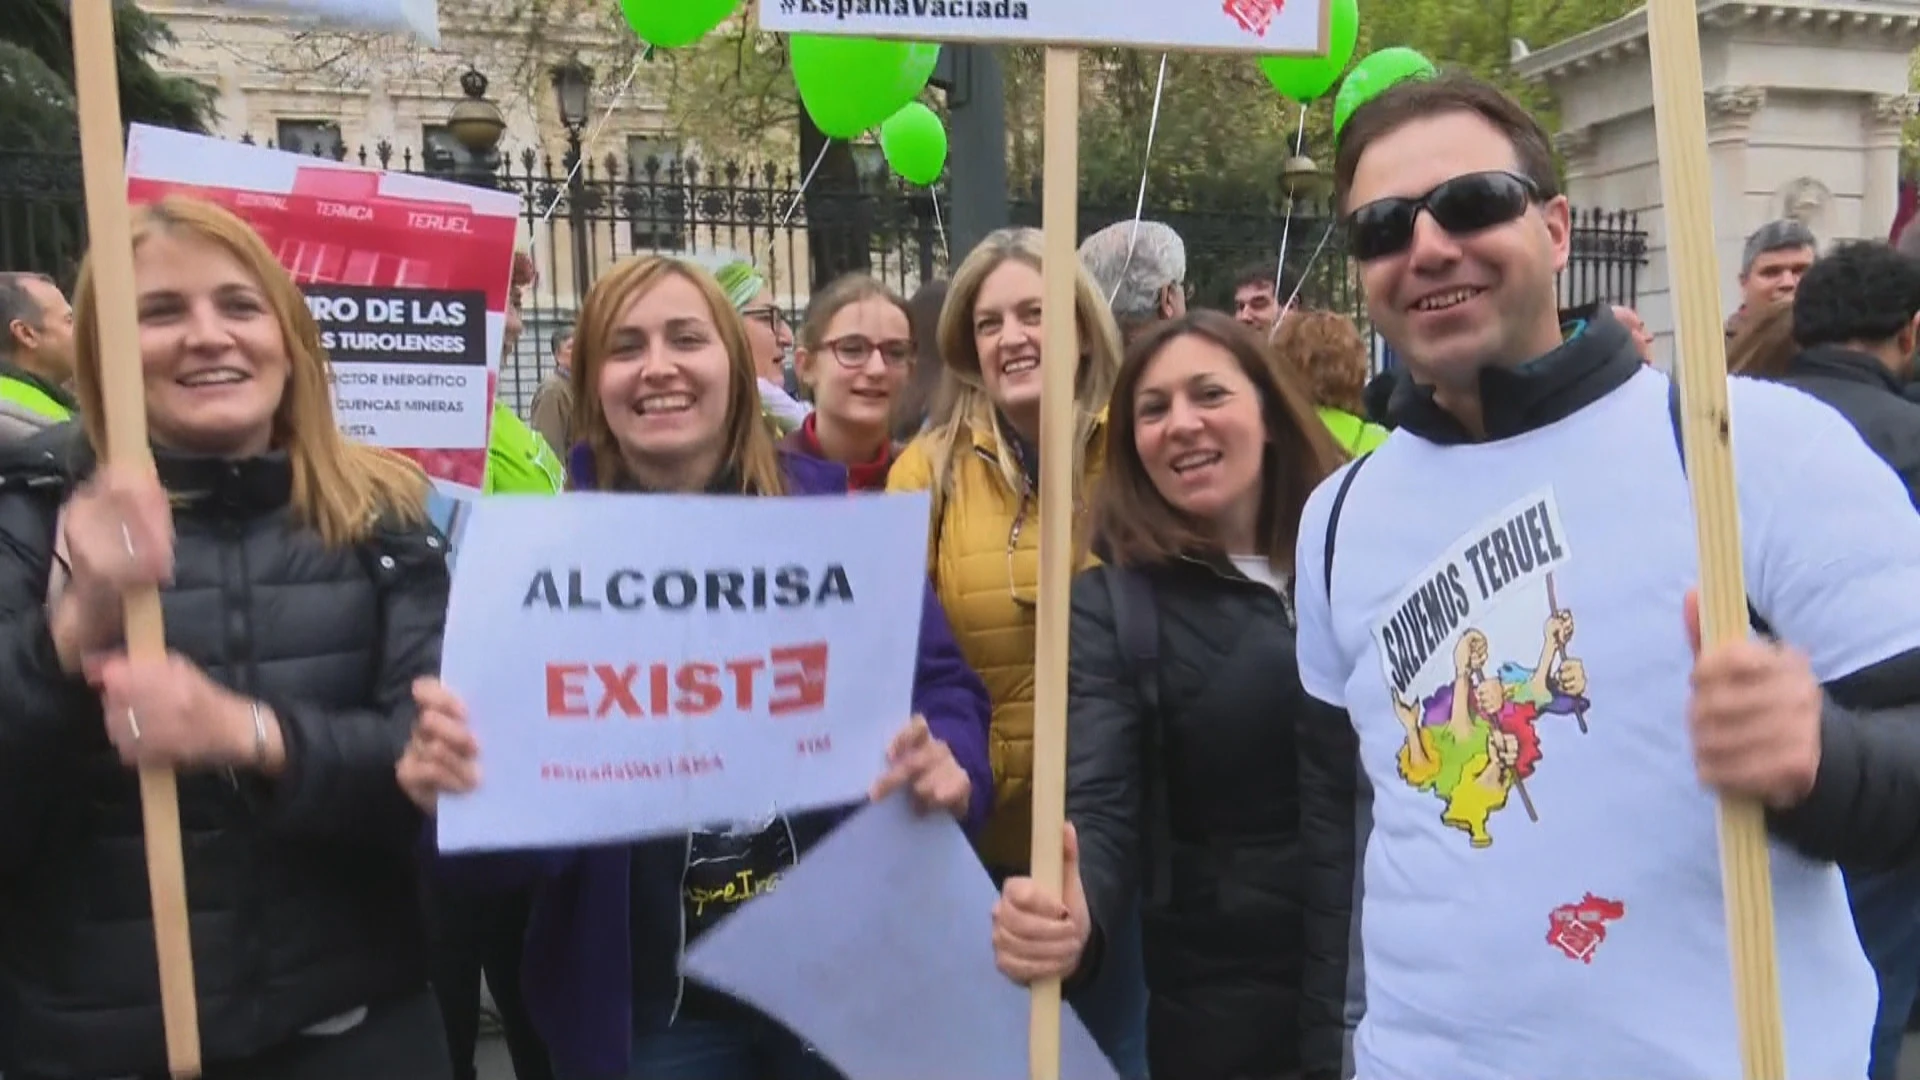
[2,0,216,138]
[1356,0,1644,123]
[0,40,78,151]
[242,0,642,113]
[649,0,1644,296]
[655,27,888,282]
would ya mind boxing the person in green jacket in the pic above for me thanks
[0,272,78,444]
[1318,403,1389,455]
[483,251,564,495]
[1274,308,1390,455]
[428,248,563,1080]
[484,399,563,494]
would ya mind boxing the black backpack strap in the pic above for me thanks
[1322,452,1374,604]
[1665,379,1773,637]
[1104,566,1173,908]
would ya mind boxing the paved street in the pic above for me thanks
[470,1035,1920,1079]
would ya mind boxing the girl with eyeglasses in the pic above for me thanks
[783,274,917,490]
[885,227,1147,1078]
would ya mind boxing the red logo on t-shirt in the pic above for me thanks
[1546,893,1626,963]
[1224,0,1279,36]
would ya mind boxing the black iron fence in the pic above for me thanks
[0,142,1649,415]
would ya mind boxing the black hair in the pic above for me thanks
[1791,240,1920,349]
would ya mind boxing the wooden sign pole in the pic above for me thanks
[1027,45,1082,1080]
[1644,0,1785,1076]
[69,2,202,1075]
[754,11,1332,1080]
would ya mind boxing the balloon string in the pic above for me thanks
[1283,213,1337,314]
[779,142,833,229]
[1268,102,1310,343]
[537,53,646,230]
[1108,52,1170,309]
[931,188,950,270]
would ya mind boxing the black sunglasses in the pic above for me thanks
[1344,170,1542,262]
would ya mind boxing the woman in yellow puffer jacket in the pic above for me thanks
[889,227,1124,873]
[888,228,1141,1076]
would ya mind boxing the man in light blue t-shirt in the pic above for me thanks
[1293,71,1920,1080]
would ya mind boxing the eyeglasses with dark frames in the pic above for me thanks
[822,334,915,369]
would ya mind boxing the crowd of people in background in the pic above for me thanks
[8,66,1920,1080]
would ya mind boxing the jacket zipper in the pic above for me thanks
[224,522,251,792]
[1180,554,1296,628]
[222,516,270,1032]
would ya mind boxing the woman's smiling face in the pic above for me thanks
[596,270,733,481]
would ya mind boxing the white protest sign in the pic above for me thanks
[436,491,933,853]
[203,0,440,45]
[758,0,1331,54]
[126,125,522,495]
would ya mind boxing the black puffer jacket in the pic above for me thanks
[1067,557,1354,1080]
[0,426,449,1078]
[1776,344,1920,510]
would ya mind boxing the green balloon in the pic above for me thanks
[1334,47,1438,139]
[880,102,947,186]
[618,0,738,49]
[1255,0,1359,103]
[791,35,941,140]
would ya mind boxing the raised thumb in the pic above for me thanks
[1062,821,1079,871]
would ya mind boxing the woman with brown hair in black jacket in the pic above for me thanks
[990,310,1360,1080]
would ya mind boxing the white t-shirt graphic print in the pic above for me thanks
[1371,488,1582,852]
[1292,368,1920,1080]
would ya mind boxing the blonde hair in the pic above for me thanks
[72,196,428,548]
[570,255,786,495]
[921,227,1124,500]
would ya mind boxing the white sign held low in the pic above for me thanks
[435,491,932,853]
[207,0,440,45]
[758,0,1332,55]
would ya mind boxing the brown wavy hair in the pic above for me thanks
[72,196,428,547]
[569,255,785,495]
[1093,310,1347,571]
[1272,309,1370,414]
[1727,299,1796,379]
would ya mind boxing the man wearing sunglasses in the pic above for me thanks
[1290,72,1920,1080]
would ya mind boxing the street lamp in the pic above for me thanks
[549,57,596,306]
[550,57,595,166]
[1282,153,1333,217]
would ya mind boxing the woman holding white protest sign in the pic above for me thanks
[991,311,1357,1080]
[0,196,452,1078]
[398,253,992,1080]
